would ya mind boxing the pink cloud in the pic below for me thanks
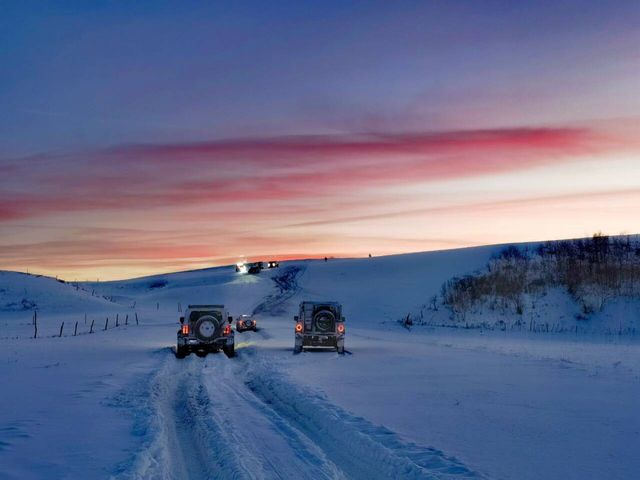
[0,127,611,222]
[110,128,595,161]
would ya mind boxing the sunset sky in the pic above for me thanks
[1,1,639,280]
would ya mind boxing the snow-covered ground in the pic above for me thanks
[0,246,638,479]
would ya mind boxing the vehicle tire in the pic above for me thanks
[223,343,235,358]
[194,315,222,341]
[175,346,187,358]
[313,310,336,333]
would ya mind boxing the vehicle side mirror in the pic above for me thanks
[179,316,184,324]
[228,316,233,323]
[294,315,299,322]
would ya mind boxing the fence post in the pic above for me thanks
[59,322,64,338]
[104,317,109,331]
[116,314,119,327]
[125,314,129,325]
[74,321,78,336]
[33,311,38,339]
[84,313,87,325]
[135,312,139,325]
[178,302,182,312]
[90,319,95,334]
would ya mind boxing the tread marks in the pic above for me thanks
[242,357,484,480]
[252,266,305,316]
[118,336,486,480]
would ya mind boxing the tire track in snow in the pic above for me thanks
[118,351,343,480]
[116,355,257,480]
[252,265,305,317]
[119,349,487,480]
[200,353,345,479]
[169,361,265,480]
[239,348,486,480]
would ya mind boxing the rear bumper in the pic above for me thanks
[236,323,256,331]
[177,334,234,348]
[296,333,344,347]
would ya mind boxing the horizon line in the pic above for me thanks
[3,231,637,283]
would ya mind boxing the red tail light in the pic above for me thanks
[181,325,190,335]
[337,323,345,334]
[295,322,303,333]
[224,325,232,335]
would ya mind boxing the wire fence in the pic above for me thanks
[1,311,141,340]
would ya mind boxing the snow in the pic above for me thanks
[0,245,638,479]
[0,271,113,314]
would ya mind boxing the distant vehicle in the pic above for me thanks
[236,261,263,274]
[236,314,257,332]
[267,261,279,268]
[176,305,235,358]
[247,262,263,274]
[294,301,345,354]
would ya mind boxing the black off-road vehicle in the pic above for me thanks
[294,301,345,354]
[236,314,257,332]
[176,304,235,358]
[247,262,263,274]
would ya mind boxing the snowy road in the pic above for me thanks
[122,266,483,479]
[123,345,483,480]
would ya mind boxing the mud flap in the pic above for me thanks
[223,342,235,358]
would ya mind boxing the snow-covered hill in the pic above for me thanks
[0,271,117,314]
[0,244,638,480]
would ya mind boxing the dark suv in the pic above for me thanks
[176,304,235,358]
[294,301,345,354]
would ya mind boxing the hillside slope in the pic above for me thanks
[0,271,117,313]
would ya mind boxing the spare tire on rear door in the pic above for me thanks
[313,310,335,333]
[194,314,221,341]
